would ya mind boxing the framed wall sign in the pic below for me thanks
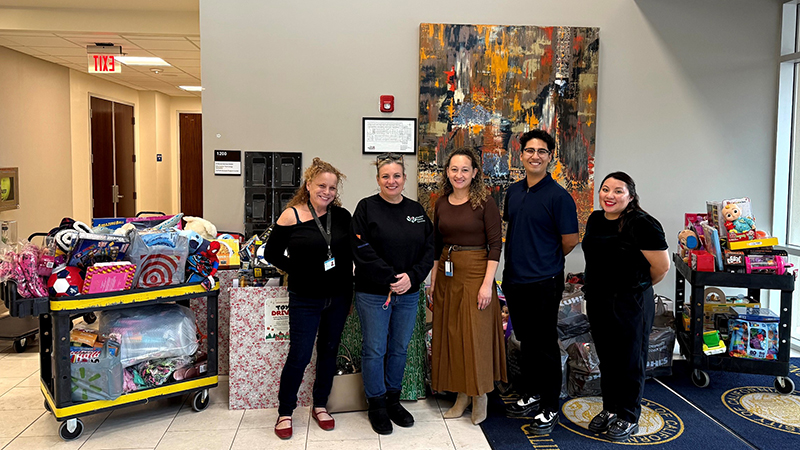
[362,117,417,154]
[0,167,20,212]
[214,150,242,176]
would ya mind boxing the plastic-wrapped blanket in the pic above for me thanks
[99,304,198,367]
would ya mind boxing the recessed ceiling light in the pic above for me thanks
[115,56,171,66]
[179,86,203,92]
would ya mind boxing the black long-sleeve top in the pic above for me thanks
[265,205,354,298]
[351,194,435,295]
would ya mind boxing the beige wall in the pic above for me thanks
[0,45,200,238]
[156,92,172,214]
[0,46,72,239]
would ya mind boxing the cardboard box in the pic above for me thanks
[729,237,779,251]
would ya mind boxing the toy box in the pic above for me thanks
[728,318,779,360]
[707,197,757,244]
[703,301,760,329]
[213,238,241,269]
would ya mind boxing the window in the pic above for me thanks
[774,1,800,348]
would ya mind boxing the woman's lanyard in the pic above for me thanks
[308,201,335,271]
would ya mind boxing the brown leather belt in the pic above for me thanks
[446,244,486,252]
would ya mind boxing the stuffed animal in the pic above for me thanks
[176,229,209,255]
[183,216,218,241]
[721,204,756,233]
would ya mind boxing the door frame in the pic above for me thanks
[88,93,137,217]
[176,109,203,214]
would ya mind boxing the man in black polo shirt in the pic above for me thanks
[502,129,579,435]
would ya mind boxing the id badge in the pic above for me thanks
[444,260,454,277]
[324,257,336,271]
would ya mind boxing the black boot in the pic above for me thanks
[367,396,393,435]
[386,390,414,427]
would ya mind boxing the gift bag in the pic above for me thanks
[71,340,123,402]
[646,295,676,378]
[126,230,189,288]
[566,342,602,397]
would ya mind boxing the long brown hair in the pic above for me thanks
[438,148,489,210]
[286,157,346,208]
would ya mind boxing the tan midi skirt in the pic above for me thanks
[431,249,507,396]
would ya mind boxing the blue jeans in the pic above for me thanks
[355,290,419,399]
[277,291,352,416]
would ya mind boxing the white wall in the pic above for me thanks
[199,0,782,295]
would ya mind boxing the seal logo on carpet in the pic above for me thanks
[723,387,800,435]
[559,396,684,444]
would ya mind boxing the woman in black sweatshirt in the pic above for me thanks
[265,158,353,440]
[351,153,434,435]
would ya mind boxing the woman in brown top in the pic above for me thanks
[428,148,507,425]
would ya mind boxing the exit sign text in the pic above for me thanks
[88,55,121,73]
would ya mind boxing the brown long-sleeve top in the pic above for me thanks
[433,195,503,261]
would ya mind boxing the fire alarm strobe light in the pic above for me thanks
[380,95,394,113]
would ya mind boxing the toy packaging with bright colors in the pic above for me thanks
[728,319,779,360]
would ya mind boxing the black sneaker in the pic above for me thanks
[505,395,541,417]
[606,419,639,442]
[529,409,559,435]
[588,410,617,433]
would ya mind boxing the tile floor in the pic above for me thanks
[0,341,491,450]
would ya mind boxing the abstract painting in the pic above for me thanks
[418,24,599,236]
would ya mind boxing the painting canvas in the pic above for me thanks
[418,24,599,236]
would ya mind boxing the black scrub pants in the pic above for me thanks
[503,271,564,412]
[586,286,654,424]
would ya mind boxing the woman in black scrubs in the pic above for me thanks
[581,172,670,442]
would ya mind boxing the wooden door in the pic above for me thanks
[179,113,203,217]
[114,103,136,217]
[90,97,114,218]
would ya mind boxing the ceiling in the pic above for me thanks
[0,1,201,97]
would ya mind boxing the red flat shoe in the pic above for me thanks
[274,416,292,440]
[312,408,335,431]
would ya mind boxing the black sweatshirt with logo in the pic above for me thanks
[351,194,435,295]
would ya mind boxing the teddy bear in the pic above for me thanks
[721,204,756,233]
[183,216,218,241]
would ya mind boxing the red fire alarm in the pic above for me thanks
[380,95,394,113]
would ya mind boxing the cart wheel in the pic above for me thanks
[43,400,51,412]
[83,312,97,324]
[192,389,210,412]
[774,376,795,394]
[13,337,27,353]
[691,369,710,388]
[58,418,84,441]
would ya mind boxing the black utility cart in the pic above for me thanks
[673,253,795,392]
[1,279,219,441]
